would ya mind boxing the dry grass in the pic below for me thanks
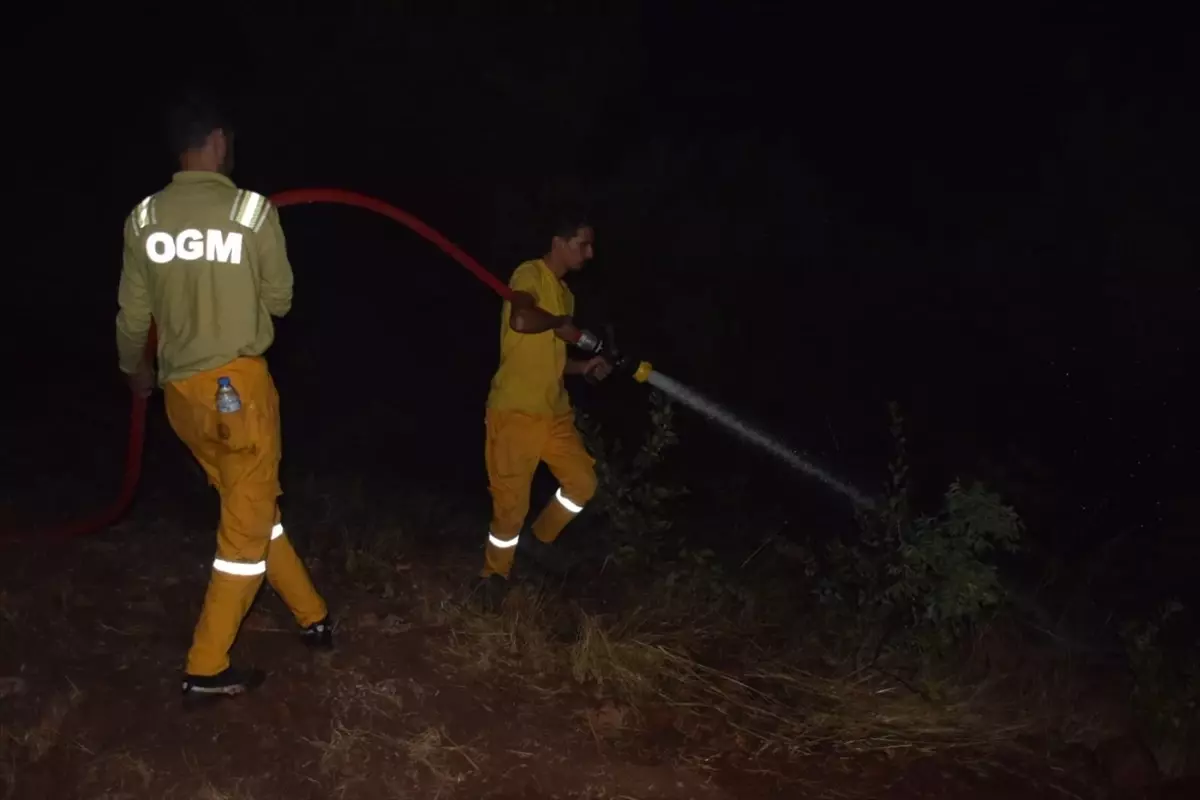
[427,568,1118,775]
[195,780,258,800]
[395,725,482,784]
[442,583,563,675]
[11,689,83,764]
[308,722,372,777]
[298,648,486,798]
[570,611,668,699]
[307,719,483,794]
[562,618,1043,762]
[0,686,86,799]
[657,651,1032,757]
[83,750,156,794]
[328,668,407,720]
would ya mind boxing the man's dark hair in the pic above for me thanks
[166,92,233,155]
[544,205,593,244]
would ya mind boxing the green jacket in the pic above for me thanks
[115,171,293,385]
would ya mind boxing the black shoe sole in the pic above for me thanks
[181,670,266,710]
[469,576,509,613]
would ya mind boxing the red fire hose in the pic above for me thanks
[6,189,517,542]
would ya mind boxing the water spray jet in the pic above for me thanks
[570,326,876,510]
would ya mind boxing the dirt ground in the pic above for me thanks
[2,495,1137,800]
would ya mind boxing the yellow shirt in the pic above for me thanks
[115,171,293,385]
[486,259,575,416]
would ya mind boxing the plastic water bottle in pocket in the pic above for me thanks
[216,377,242,413]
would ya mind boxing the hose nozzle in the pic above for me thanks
[575,329,602,354]
[578,324,653,385]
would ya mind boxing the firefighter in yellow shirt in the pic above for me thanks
[473,211,612,609]
[115,94,331,703]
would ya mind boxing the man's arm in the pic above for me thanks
[115,215,153,376]
[506,264,585,341]
[509,290,573,335]
[256,203,294,317]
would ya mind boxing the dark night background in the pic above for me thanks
[5,6,1197,623]
[3,5,1200,796]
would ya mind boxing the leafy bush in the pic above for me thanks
[1120,600,1200,777]
[820,403,1024,660]
[576,389,687,547]
[888,481,1023,639]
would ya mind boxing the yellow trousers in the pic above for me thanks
[482,409,597,578]
[164,356,327,676]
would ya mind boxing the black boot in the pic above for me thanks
[181,666,266,708]
[301,617,334,651]
[469,574,509,613]
[519,534,572,577]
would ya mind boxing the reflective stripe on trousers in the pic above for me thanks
[488,532,519,549]
[484,487,583,550]
[481,485,589,578]
[553,487,584,513]
[211,523,286,576]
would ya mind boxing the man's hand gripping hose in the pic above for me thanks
[570,323,654,386]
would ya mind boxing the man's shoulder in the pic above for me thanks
[124,188,166,238]
[510,259,548,285]
[227,186,275,233]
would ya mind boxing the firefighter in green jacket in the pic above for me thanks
[115,94,331,703]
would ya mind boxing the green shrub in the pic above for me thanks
[823,404,1024,660]
[1120,600,1200,777]
[577,389,688,550]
